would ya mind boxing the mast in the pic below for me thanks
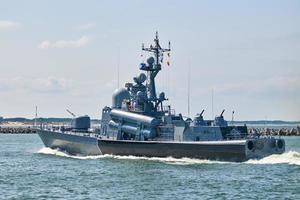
[34,106,37,127]
[141,32,171,101]
[211,88,214,119]
[188,61,191,118]
[117,47,120,88]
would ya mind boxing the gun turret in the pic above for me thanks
[193,109,206,126]
[214,109,228,127]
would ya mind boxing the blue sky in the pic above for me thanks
[0,0,299,120]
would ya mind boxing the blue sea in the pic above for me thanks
[0,134,299,200]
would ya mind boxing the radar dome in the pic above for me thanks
[159,92,165,101]
[138,73,147,83]
[112,88,130,108]
[133,73,147,84]
[147,57,155,66]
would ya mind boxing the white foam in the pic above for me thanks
[37,148,300,166]
[36,147,228,164]
[37,147,106,160]
[245,151,300,166]
[109,155,229,165]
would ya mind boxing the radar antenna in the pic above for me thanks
[141,32,171,101]
[187,61,191,117]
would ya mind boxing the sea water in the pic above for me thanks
[0,134,299,199]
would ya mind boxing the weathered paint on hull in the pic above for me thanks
[38,129,101,155]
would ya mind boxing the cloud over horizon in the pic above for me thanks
[0,77,72,94]
[0,20,19,31]
[38,36,90,49]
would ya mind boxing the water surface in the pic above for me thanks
[0,135,299,199]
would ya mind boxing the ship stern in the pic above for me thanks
[245,137,285,160]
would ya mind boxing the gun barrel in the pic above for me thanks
[220,109,225,117]
[200,109,205,116]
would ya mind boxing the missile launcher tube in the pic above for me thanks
[110,109,159,126]
[109,109,159,139]
[108,120,153,138]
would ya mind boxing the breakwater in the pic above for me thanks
[0,127,36,134]
[0,126,299,136]
[248,126,300,136]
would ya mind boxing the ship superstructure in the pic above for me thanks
[100,32,248,142]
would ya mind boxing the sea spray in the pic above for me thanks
[245,151,300,165]
[37,147,300,166]
[37,147,230,164]
[37,147,105,160]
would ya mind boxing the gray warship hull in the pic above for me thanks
[98,138,285,162]
[37,129,285,161]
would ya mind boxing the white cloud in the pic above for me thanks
[0,76,72,93]
[38,40,51,49]
[33,77,71,93]
[38,36,90,49]
[0,20,19,31]
[78,22,96,30]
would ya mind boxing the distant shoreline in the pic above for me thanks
[1,125,299,136]
[1,118,299,127]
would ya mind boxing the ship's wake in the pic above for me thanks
[37,148,300,166]
[37,147,105,160]
[245,151,300,166]
[36,147,225,164]
[108,155,228,165]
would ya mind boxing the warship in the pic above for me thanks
[37,33,285,161]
